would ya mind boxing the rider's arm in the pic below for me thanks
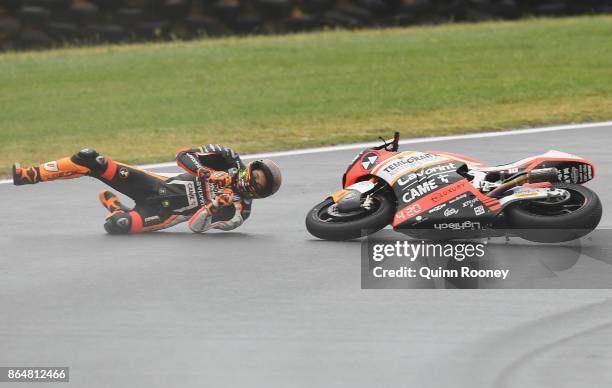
[176,144,244,176]
[188,202,245,233]
[200,144,244,169]
[175,147,205,175]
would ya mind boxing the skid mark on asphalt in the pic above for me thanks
[422,297,612,388]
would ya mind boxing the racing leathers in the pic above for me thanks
[174,144,252,233]
[12,144,251,234]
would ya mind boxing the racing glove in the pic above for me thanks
[212,187,234,209]
[188,188,238,233]
[196,166,214,179]
[209,171,232,188]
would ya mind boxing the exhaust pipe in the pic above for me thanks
[488,168,558,197]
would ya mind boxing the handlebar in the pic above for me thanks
[372,131,400,151]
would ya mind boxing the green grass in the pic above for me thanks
[2,16,612,174]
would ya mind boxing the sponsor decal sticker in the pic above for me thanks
[462,197,479,208]
[361,153,379,170]
[43,161,58,172]
[430,180,468,203]
[434,221,482,230]
[393,203,423,224]
[185,182,198,208]
[443,208,459,217]
[401,179,439,203]
[474,205,485,216]
[119,167,129,179]
[428,203,446,214]
[196,182,206,204]
[144,215,160,224]
[437,174,450,184]
[187,153,201,167]
[382,153,437,175]
[397,162,457,188]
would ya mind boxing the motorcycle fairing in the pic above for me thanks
[342,149,398,188]
[480,150,595,184]
[390,177,501,229]
[350,151,494,229]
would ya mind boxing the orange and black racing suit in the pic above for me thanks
[61,145,251,234]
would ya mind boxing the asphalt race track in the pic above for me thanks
[1,125,611,387]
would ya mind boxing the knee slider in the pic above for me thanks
[71,148,108,174]
[104,212,132,234]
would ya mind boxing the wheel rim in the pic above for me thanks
[519,188,586,217]
[316,198,380,223]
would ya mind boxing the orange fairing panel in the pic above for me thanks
[331,189,350,203]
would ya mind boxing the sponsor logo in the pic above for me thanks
[159,187,167,196]
[43,161,58,172]
[144,215,160,224]
[394,203,423,223]
[383,153,436,174]
[571,167,578,183]
[119,167,129,179]
[462,197,479,208]
[514,191,540,198]
[428,203,446,214]
[559,167,572,182]
[162,200,170,208]
[168,180,199,212]
[444,208,459,217]
[474,205,485,216]
[361,153,379,170]
[430,181,468,203]
[187,153,200,167]
[117,218,129,228]
[402,179,439,203]
[434,221,482,230]
[449,193,468,204]
[185,182,198,208]
[397,162,457,188]
[437,174,450,184]
[196,182,206,204]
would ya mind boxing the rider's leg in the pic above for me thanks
[13,148,110,185]
[13,148,168,200]
[99,191,131,213]
[103,206,181,235]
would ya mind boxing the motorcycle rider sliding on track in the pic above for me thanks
[12,145,282,234]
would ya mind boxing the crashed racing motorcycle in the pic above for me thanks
[305,132,602,242]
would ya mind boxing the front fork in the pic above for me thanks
[331,178,379,212]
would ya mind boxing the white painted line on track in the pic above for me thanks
[2,120,611,185]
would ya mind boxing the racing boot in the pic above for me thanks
[38,157,91,181]
[12,163,42,185]
[13,157,91,186]
[99,191,130,213]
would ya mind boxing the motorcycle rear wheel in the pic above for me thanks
[505,183,602,242]
[305,194,394,241]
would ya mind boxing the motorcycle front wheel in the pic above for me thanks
[505,183,602,242]
[305,194,394,241]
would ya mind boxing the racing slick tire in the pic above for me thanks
[305,194,394,241]
[505,183,602,243]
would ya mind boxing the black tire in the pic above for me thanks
[505,183,602,243]
[305,194,394,241]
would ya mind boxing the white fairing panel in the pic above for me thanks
[480,150,585,172]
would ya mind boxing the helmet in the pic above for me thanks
[237,159,282,198]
